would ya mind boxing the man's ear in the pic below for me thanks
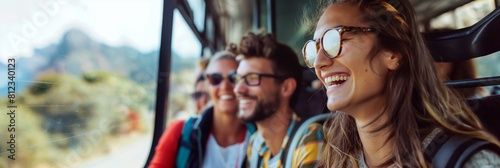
[382,49,402,70]
[281,78,297,98]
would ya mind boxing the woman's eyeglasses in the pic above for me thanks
[302,26,376,68]
[229,72,286,86]
[205,73,235,86]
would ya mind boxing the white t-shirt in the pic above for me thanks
[202,134,248,168]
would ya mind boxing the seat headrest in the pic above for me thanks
[466,95,500,139]
[424,7,500,62]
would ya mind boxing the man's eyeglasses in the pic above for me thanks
[302,26,376,68]
[205,73,235,86]
[229,72,286,86]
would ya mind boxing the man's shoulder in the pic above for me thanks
[300,122,323,139]
[289,121,324,168]
[296,122,323,144]
[303,122,322,129]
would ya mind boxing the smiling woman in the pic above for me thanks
[150,47,256,168]
[303,0,500,167]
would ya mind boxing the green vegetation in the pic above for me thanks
[0,71,154,167]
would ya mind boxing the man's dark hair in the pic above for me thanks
[237,32,303,105]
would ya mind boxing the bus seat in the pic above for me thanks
[424,7,500,62]
[467,95,500,139]
[424,7,500,140]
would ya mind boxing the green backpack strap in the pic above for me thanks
[246,123,257,134]
[175,117,198,168]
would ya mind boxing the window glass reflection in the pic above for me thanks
[168,9,203,123]
[0,0,162,167]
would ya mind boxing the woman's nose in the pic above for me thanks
[314,47,333,69]
[219,77,234,90]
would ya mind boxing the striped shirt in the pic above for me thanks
[247,114,324,168]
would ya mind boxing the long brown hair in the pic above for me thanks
[306,0,500,167]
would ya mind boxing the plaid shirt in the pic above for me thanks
[247,114,324,168]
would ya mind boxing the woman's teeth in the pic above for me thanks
[220,95,234,100]
[324,75,350,86]
[239,100,251,104]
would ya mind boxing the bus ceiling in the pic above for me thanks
[175,0,498,54]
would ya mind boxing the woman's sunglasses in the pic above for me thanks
[191,91,207,100]
[302,26,376,68]
[205,73,235,86]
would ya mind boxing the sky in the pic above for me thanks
[0,0,202,64]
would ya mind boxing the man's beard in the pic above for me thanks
[239,91,280,123]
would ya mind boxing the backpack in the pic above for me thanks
[175,117,198,168]
[425,131,500,168]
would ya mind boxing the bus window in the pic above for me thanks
[167,9,203,124]
[428,0,498,94]
[0,0,162,167]
[187,0,206,32]
[476,51,500,93]
[430,0,495,29]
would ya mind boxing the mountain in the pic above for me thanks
[4,30,146,92]
[1,28,198,94]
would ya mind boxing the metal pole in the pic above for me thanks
[253,0,261,32]
[445,76,500,88]
[266,0,276,34]
[178,3,210,51]
[145,0,174,166]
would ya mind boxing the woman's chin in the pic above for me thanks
[217,106,239,115]
[326,98,348,112]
